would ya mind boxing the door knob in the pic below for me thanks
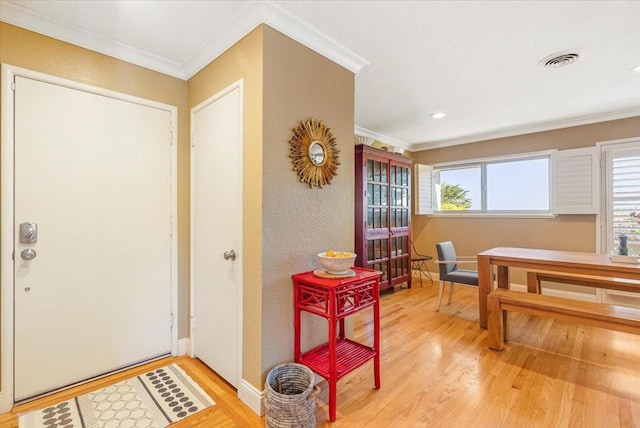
[223,250,237,261]
[21,248,37,261]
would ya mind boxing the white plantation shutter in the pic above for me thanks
[414,164,433,215]
[552,147,599,214]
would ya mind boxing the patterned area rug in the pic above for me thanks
[19,364,215,428]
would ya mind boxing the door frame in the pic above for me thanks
[189,79,244,388]
[596,136,640,306]
[0,64,179,412]
[596,137,640,254]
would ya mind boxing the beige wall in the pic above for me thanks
[410,116,640,284]
[261,26,355,380]
[187,26,264,388]
[0,22,189,385]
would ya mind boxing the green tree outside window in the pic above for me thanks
[441,183,472,210]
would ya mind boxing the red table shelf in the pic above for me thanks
[292,267,382,421]
[300,338,376,379]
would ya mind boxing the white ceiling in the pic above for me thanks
[2,0,639,151]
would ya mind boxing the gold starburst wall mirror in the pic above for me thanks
[289,118,340,188]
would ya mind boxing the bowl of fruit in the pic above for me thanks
[318,250,357,274]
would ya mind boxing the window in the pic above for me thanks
[433,154,551,213]
[487,158,549,210]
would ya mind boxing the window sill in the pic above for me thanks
[427,212,557,219]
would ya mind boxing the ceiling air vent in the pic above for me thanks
[539,52,580,69]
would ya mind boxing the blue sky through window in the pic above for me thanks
[437,157,550,211]
[488,158,549,210]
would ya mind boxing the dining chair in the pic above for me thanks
[435,241,478,310]
[411,240,434,286]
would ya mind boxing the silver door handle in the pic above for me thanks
[21,248,37,261]
[223,250,237,261]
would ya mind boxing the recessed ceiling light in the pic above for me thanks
[431,112,446,119]
[632,64,640,73]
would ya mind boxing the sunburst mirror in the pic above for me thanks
[289,118,340,188]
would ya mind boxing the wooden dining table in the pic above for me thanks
[477,247,640,329]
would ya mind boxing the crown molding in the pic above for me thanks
[0,0,186,78]
[355,126,410,150]
[260,1,369,74]
[1,0,369,81]
[182,1,369,79]
[410,107,640,152]
[181,1,259,79]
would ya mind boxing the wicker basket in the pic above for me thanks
[265,363,318,428]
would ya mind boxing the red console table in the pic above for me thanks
[292,267,382,421]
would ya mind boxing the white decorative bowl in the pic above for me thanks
[318,252,357,274]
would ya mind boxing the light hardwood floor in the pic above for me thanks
[2,281,639,427]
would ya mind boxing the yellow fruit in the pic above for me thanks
[324,250,353,258]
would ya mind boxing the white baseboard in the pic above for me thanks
[177,338,191,356]
[238,379,264,416]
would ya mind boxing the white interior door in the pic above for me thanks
[191,82,242,388]
[13,76,173,400]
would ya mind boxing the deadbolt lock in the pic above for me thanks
[20,222,38,244]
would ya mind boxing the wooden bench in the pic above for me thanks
[526,270,640,294]
[487,289,640,351]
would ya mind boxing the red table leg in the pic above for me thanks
[373,285,380,389]
[294,287,301,361]
[328,290,337,422]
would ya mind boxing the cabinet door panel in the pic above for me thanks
[355,145,412,291]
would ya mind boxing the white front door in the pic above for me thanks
[13,75,174,400]
[191,82,242,388]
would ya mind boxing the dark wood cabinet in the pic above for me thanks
[354,145,412,291]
